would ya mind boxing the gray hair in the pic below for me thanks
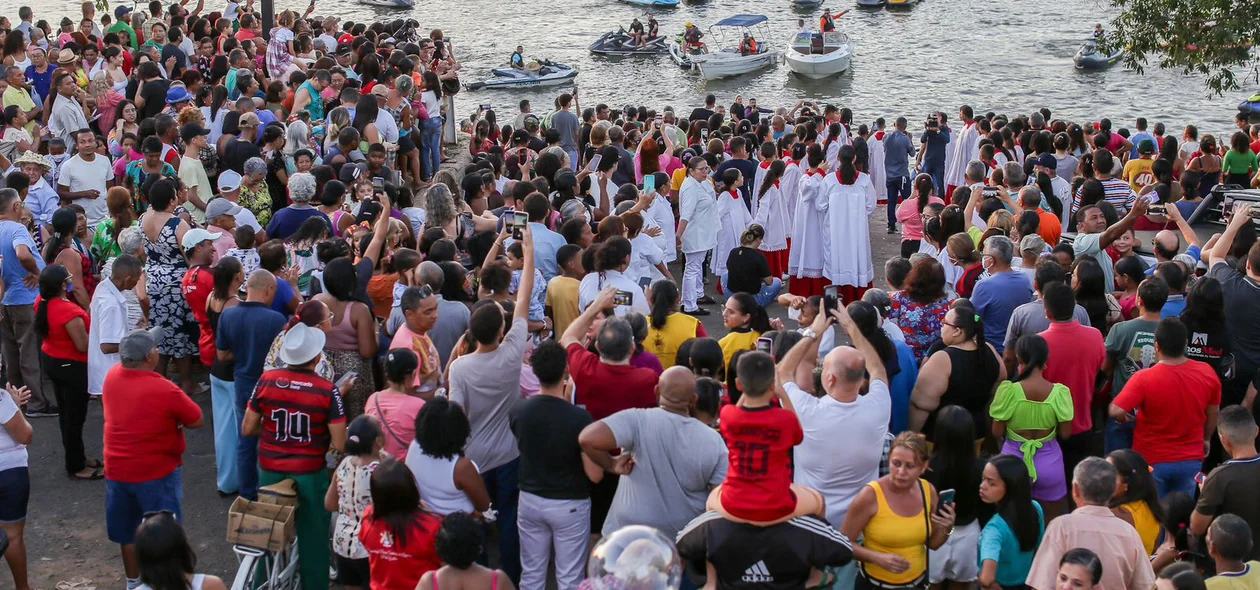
[595,317,634,363]
[283,120,309,158]
[1018,185,1043,208]
[984,235,1015,265]
[288,172,317,203]
[624,312,649,344]
[1030,112,1045,127]
[423,184,457,230]
[861,288,893,320]
[118,226,146,255]
[1003,161,1027,187]
[1072,457,1118,505]
[1019,233,1046,257]
[964,159,987,184]
[243,157,268,177]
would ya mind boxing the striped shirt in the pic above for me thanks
[1071,177,1138,218]
[250,368,346,474]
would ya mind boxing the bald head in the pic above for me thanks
[246,269,277,303]
[418,261,444,291]
[1019,186,1042,209]
[657,366,697,410]
[823,346,865,391]
[1154,230,1179,259]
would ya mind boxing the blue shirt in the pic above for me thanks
[271,279,297,318]
[216,301,287,385]
[979,503,1044,587]
[529,222,568,282]
[919,127,950,167]
[889,340,918,435]
[24,65,53,102]
[0,220,43,305]
[970,270,1034,354]
[266,207,332,242]
[1145,245,1201,276]
[1161,294,1187,319]
[1129,131,1156,159]
[883,130,915,178]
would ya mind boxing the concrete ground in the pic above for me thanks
[16,199,903,590]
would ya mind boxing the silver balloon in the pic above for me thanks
[580,525,683,590]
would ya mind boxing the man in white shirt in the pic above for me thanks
[1034,153,1072,216]
[46,73,90,147]
[215,171,266,241]
[776,300,890,590]
[56,129,114,228]
[88,255,141,396]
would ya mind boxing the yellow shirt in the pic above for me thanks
[1206,562,1260,590]
[718,329,760,371]
[671,167,687,193]
[645,312,701,368]
[861,480,931,585]
[546,276,581,337]
[2,87,36,134]
[1122,158,1155,194]
[1118,500,1160,555]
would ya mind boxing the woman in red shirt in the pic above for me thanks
[359,459,443,590]
[35,264,96,479]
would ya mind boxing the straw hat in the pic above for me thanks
[56,48,77,66]
[14,151,51,170]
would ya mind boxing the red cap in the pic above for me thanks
[338,33,355,45]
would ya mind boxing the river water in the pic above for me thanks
[14,0,1253,134]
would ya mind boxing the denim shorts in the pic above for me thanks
[105,468,183,545]
[0,466,30,523]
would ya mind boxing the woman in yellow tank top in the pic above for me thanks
[645,280,706,368]
[1107,449,1163,555]
[842,432,956,589]
[718,293,770,370]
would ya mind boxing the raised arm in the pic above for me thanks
[1163,203,1201,248]
[1208,203,1251,267]
[361,190,392,266]
[776,304,830,389]
[1097,196,1148,249]
[560,287,615,348]
[513,224,535,322]
[830,305,887,384]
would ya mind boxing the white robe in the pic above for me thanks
[780,160,804,237]
[943,122,981,188]
[712,188,753,277]
[752,159,774,220]
[816,171,877,287]
[825,138,842,169]
[868,132,888,201]
[789,170,827,279]
[754,181,789,252]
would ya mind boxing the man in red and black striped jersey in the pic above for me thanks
[243,322,347,590]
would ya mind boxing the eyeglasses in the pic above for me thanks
[942,321,960,329]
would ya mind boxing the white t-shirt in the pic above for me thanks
[57,154,114,227]
[785,379,891,527]
[0,386,28,470]
[578,269,649,317]
[88,279,128,396]
[317,33,339,53]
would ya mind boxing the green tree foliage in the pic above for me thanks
[1106,0,1258,95]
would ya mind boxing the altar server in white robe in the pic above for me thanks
[868,120,888,202]
[712,168,753,289]
[788,144,831,297]
[816,144,877,303]
[753,160,790,278]
[779,143,805,236]
[943,104,982,197]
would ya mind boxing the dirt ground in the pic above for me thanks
[17,196,904,590]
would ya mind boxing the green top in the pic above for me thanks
[1223,149,1258,175]
[107,21,138,49]
[989,380,1074,481]
[90,218,131,263]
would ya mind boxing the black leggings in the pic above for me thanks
[900,239,921,259]
[43,354,89,475]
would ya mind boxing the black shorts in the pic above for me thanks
[590,474,619,533]
[0,467,30,523]
[397,134,417,154]
[335,554,371,587]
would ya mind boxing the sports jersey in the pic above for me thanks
[718,404,803,522]
[676,512,853,589]
[249,367,346,474]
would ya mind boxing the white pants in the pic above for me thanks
[682,250,708,312]
[928,520,981,583]
[518,491,591,590]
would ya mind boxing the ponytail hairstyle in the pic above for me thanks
[824,122,841,147]
[648,279,679,330]
[686,337,726,381]
[717,168,742,194]
[343,414,384,456]
[846,300,900,380]
[1012,333,1049,383]
[34,264,71,339]
[758,160,786,199]
[43,207,78,263]
[806,143,825,168]
[1036,171,1062,219]
[790,142,807,162]
[728,291,771,333]
[913,173,934,213]
[594,235,632,273]
[1108,449,1165,522]
[740,223,765,246]
[837,144,857,185]
[839,107,852,130]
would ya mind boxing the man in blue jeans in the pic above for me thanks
[102,328,203,590]
[1109,317,1221,497]
[215,270,287,500]
[919,112,951,192]
[882,117,915,234]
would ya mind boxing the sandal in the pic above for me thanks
[805,570,837,590]
[71,467,104,480]
[84,458,103,469]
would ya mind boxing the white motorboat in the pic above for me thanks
[465,60,577,90]
[784,31,853,78]
[689,15,780,80]
[356,0,414,8]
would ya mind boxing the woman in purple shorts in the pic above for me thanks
[988,334,1074,522]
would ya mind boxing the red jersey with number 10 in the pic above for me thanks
[719,404,803,522]
[249,367,346,474]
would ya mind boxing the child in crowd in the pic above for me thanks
[545,244,584,337]
[224,225,261,280]
[326,415,387,590]
[506,240,547,336]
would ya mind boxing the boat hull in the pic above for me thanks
[356,0,414,8]
[589,32,668,55]
[620,0,679,6]
[855,0,885,7]
[697,52,778,79]
[467,67,578,90]
[1074,48,1123,69]
[668,39,704,68]
[785,49,851,78]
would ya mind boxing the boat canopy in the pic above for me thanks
[714,14,769,27]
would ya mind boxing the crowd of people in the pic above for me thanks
[0,2,1259,590]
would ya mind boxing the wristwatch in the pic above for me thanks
[798,327,817,339]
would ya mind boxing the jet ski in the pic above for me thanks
[589,28,669,55]
[1240,93,1260,118]
[465,60,578,90]
[1074,40,1124,70]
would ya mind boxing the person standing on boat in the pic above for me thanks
[510,46,525,70]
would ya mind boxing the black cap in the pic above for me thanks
[180,122,210,143]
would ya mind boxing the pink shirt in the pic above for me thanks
[389,325,442,394]
[895,196,945,241]
[364,390,425,460]
[1025,505,1155,590]
[1038,321,1105,435]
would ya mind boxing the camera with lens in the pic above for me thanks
[927,114,939,129]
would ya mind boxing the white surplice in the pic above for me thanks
[752,159,774,219]
[816,170,878,287]
[868,132,888,200]
[943,122,980,188]
[780,160,804,237]
[788,170,828,279]
[753,181,789,252]
[712,188,753,277]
